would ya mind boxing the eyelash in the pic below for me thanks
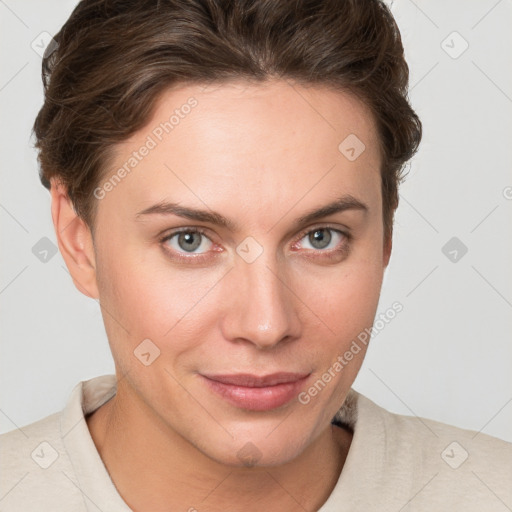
[159,225,352,264]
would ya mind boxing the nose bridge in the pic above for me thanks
[225,242,300,349]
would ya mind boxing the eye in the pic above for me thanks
[293,226,351,258]
[160,228,215,262]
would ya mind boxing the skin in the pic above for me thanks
[51,79,391,512]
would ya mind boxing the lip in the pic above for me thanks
[200,372,311,411]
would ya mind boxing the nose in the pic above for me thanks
[220,249,302,350]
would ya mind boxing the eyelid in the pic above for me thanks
[160,226,210,239]
[293,223,352,244]
[159,223,351,244]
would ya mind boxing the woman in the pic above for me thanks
[1,0,511,510]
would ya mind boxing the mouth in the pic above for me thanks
[200,372,311,411]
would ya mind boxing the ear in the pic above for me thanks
[50,178,99,299]
[383,232,392,268]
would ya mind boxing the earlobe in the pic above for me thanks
[50,178,99,299]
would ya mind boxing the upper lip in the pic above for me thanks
[202,372,311,388]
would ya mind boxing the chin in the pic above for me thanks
[192,421,315,468]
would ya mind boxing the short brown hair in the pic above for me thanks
[33,0,421,241]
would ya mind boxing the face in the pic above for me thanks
[89,79,389,466]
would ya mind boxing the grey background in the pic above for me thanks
[1,0,511,442]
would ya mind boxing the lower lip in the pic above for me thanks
[201,375,310,411]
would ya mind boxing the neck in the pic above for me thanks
[86,380,353,512]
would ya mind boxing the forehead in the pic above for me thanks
[99,79,382,224]
[147,79,380,153]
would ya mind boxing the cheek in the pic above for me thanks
[291,241,384,382]
[294,250,384,336]
[293,257,383,417]
[95,241,225,353]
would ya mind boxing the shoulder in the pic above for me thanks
[1,404,91,510]
[1,411,64,474]
[335,390,512,510]
[358,392,512,462]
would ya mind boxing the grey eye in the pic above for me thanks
[164,230,213,254]
[177,231,202,252]
[307,228,333,250]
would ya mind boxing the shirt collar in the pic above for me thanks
[60,374,131,512]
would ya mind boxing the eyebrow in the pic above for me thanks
[135,193,369,232]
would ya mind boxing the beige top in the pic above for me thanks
[1,374,511,511]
